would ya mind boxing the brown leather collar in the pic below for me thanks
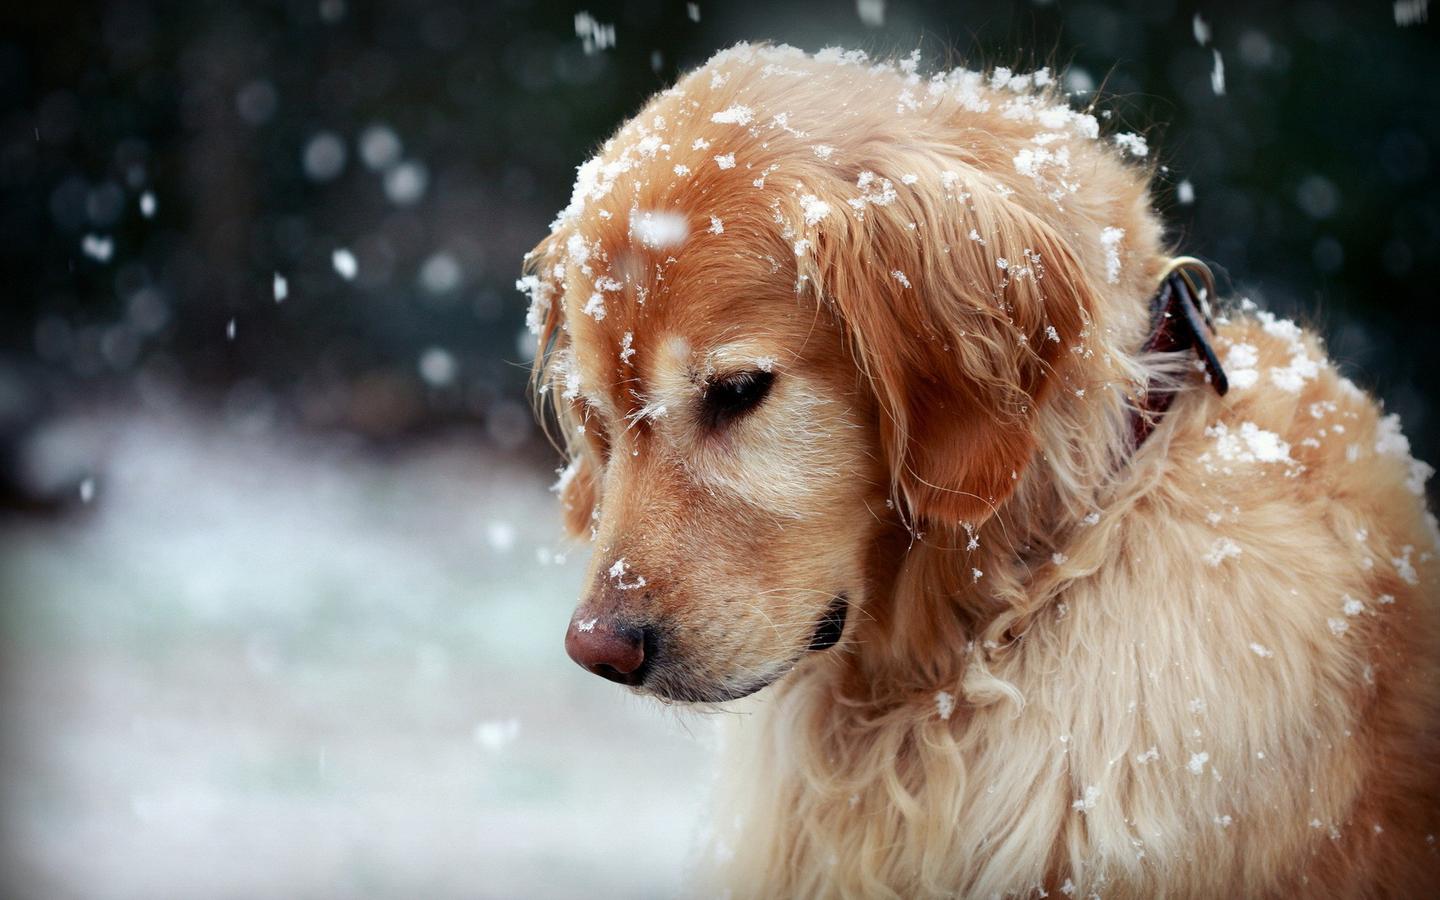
[1131,257,1229,447]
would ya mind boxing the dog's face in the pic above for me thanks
[524,45,1148,702]
[551,258,888,702]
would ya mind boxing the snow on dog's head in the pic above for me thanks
[522,43,1162,703]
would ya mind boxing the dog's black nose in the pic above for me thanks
[565,616,650,685]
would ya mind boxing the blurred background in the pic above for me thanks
[0,0,1435,896]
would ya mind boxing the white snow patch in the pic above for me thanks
[1072,784,1100,813]
[82,234,113,262]
[332,248,358,280]
[1100,227,1125,284]
[935,690,955,721]
[630,209,689,249]
[800,194,832,226]
[473,719,521,750]
[710,105,755,126]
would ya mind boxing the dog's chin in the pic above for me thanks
[640,595,850,704]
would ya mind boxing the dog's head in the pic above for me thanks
[523,45,1159,702]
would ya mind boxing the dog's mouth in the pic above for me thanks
[644,594,850,704]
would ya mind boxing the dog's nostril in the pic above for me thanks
[565,618,651,686]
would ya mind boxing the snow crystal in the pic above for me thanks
[418,347,457,387]
[303,131,347,181]
[1211,50,1226,96]
[1135,747,1159,765]
[691,138,711,151]
[1193,13,1211,45]
[856,0,885,27]
[891,270,911,288]
[577,617,597,633]
[517,274,554,334]
[474,719,521,750]
[1051,552,1068,565]
[754,356,776,372]
[1215,814,1234,828]
[619,332,636,364]
[1099,227,1124,284]
[1201,421,1293,472]
[813,144,835,160]
[359,123,402,170]
[583,292,606,321]
[1342,595,1365,617]
[486,521,515,552]
[851,171,898,208]
[1113,132,1149,158]
[384,160,428,205]
[1392,545,1419,586]
[608,558,648,591]
[574,12,615,54]
[630,209,689,249]
[1378,593,1396,606]
[673,164,690,176]
[971,568,983,582]
[711,105,755,126]
[332,248,357,280]
[1328,617,1349,636]
[273,272,289,303]
[1187,752,1210,775]
[139,191,156,218]
[1177,179,1195,204]
[1045,326,1060,343]
[1250,642,1275,658]
[935,690,955,720]
[714,153,736,169]
[800,194,832,226]
[1269,350,1320,393]
[78,477,95,503]
[1081,512,1101,526]
[1373,416,1434,495]
[225,318,236,340]
[552,459,581,496]
[996,257,1009,271]
[708,216,724,234]
[901,173,919,185]
[1072,784,1100,813]
[1225,343,1260,390]
[81,234,113,262]
[1395,0,1429,26]
[687,2,700,22]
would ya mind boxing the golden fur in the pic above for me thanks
[522,44,1440,897]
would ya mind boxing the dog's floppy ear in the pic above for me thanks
[522,232,601,539]
[793,167,1096,529]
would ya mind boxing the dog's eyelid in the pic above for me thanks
[700,368,776,429]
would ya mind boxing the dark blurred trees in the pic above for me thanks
[1,0,1436,465]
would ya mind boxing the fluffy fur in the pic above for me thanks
[523,44,1440,897]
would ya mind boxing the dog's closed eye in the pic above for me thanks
[702,370,775,430]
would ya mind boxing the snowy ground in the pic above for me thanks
[0,410,715,898]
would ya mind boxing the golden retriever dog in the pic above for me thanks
[520,43,1440,897]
